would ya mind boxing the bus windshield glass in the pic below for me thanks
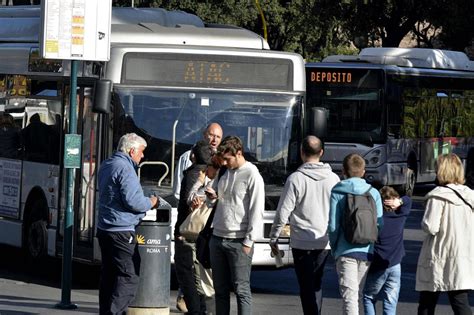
[114,88,302,203]
[307,87,384,144]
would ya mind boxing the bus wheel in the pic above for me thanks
[26,219,48,259]
[403,168,416,197]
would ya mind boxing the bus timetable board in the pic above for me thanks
[0,159,21,219]
[40,0,112,61]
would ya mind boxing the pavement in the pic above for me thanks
[0,277,98,315]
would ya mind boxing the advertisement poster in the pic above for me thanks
[0,159,21,218]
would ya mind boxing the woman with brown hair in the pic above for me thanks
[416,153,474,315]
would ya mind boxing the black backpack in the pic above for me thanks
[342,188,378,245]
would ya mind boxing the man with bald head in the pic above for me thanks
[173,123,223,200]
[269,135,339,315]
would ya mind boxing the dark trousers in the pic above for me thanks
[174,238,206,315]
[418,290,473,315]
[292,248,330,315]
[97,229,141,315]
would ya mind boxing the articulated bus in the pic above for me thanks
[0,6,305,266]
[306,48,474,195]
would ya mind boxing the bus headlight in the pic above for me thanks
[364,147,386,168]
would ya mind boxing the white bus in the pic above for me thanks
[0,6,305,266]
[306,48,474,195]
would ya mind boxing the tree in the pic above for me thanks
[112,0,474,59]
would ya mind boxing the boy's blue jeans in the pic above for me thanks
[363,263,401,315]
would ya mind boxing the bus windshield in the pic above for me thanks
[114,87,302,203]
[307,87,384,144]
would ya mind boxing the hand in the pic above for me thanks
[191,196,204,210]
[149,195,158,208]
[384,198,401,210]
[269,239,279,256]
[205,187,218,200]
[242,244,252,255]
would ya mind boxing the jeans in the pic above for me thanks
[418,290,473,315]
[363,264,401,315]
[97,229,140,315]
[336,256,371,315]
[174,237,206,315]
[209,236,253,315]
[292,248,330,315]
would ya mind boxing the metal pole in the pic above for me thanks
[56,59,79,310]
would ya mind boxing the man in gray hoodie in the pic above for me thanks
[210,136,265,315]
[269,135,340,315]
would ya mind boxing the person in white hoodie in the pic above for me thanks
[416,153,474,315]
[269,135,340,315]
[209,135,265,315]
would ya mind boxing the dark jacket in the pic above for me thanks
[97,151,152,232]
[174,164,205,237]
[0,126,21,158]
[370,196,412,270]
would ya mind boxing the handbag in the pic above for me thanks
[179,202,212,241]
[196,204,217,269]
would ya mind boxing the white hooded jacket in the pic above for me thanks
[415,184,474,292]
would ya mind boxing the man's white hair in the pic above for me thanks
[117,133,147,154]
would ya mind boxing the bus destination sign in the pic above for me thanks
[123,53,293,91]
[307,68,383,89]
[183,61,230,85]
[310,71,352,83]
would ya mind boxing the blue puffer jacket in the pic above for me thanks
[328,177,384,259]
[97,151,152,232]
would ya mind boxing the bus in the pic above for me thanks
[306,48,474,195]
[0,6,305,266]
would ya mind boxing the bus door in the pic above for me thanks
[72,86,100,260]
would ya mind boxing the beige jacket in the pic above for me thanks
[415,184,474,292]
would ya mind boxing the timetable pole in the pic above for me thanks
[56,59,79,310]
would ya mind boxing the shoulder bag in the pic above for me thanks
[179,201,213,241]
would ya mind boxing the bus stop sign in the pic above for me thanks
[64,134,82,169]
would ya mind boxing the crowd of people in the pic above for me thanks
[96,123,474,315]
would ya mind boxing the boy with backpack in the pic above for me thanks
[328,153,383,315]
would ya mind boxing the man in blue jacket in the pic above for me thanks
[97,133,158,315]
[328,153,383,315]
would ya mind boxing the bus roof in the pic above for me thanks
[0,5,269,50]
[323,47,474,72]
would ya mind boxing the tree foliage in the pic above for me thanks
[112,0,474,60]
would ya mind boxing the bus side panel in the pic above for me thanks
[21,161,60,256]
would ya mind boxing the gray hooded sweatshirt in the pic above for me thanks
[270,162,340,250]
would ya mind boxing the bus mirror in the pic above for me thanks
[310,107,328,138]
[93,80,113,114]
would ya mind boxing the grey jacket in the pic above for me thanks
[270,162,340,250]
[212,161,265,247]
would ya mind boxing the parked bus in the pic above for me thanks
[306,48,474,195]
[0,6,305,266]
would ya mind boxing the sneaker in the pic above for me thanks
[176,295,188,313]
